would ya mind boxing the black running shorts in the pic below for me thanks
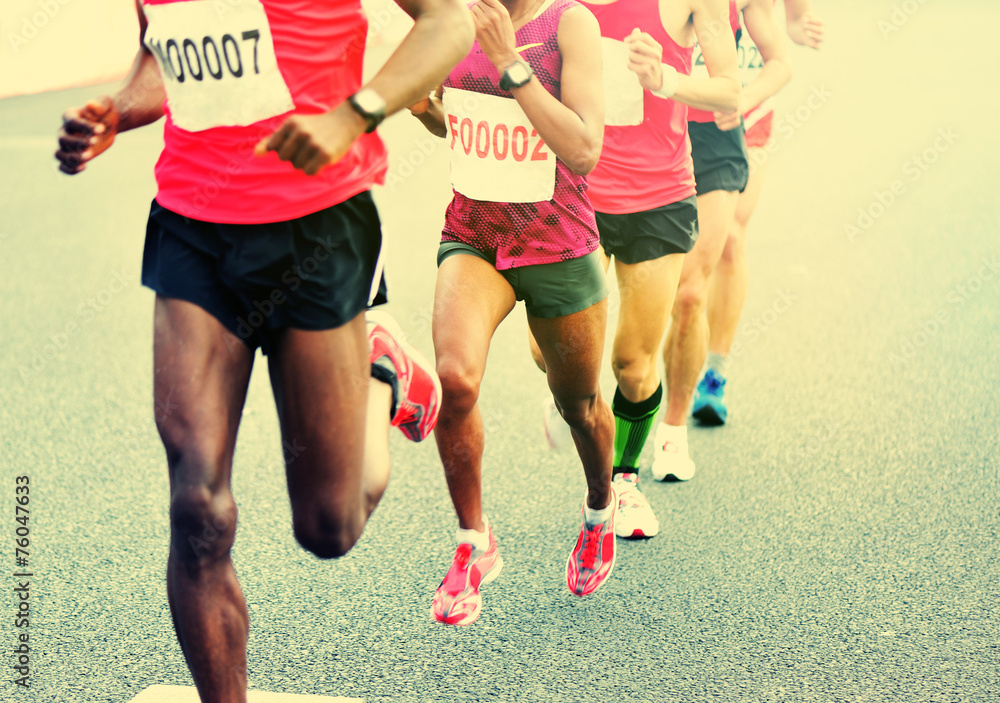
[597,195,699,265]
[141,192,387,354]
[689,120,750,195]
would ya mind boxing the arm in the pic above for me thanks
[738,0,791,113]
[55,1,165,175]
[411,85,447,138]
[260,0,474,174]
[671,0,741,113]
[473,0,603,175]
[783,0,824,49]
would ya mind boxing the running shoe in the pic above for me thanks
[432,527,504,626]
[367,310,442,442]
[543,397,574,451]
[651,423,696,482]
[612,473,659,539]
[566,490,617,596]
[691,368,728,426]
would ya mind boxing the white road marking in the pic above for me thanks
[128,685,362,702]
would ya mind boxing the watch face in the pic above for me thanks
[355,89,386,116]
[508,62,532,85]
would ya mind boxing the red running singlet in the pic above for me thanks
[440,0,599,270]
[142,0,387,224]
[579,0,695,214]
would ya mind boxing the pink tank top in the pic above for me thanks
[579,0,695,214]
[688,0,741,123]
[142,0,387,224]
[440,0,599,270]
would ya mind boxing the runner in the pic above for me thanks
[533,0,741,532]
[783,0,824,49]
[410,0,613,625]
[55,1,472,699]
[694,0,812,426]
[650,0,772,480]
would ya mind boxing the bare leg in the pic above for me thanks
[528,301,614,510]
[156,297,254,703]
[267,313,394,559]
[708,151,768,355]
[611,254,684,402]
[432,255,516,531]
[663,189,740,426]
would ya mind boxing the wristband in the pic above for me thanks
[651,64,679,99]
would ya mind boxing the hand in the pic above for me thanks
[55,97,120,175]
[714,104,742,131]
[624,28,664,92]
[409,95,431,115]
[789,12,824,50]
[255,103,366,176]
[471,0,518,71]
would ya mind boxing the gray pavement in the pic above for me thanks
[2,1,999,701]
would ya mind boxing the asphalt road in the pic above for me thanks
[1,1,998,702]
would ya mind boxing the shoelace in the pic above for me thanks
[580,524,603,570]
[441,543,474,594]
[618,487,646,510]
[703,371,726,394]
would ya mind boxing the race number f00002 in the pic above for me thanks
[443,88,556,203]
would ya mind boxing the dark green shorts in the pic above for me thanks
[437,242,608,319]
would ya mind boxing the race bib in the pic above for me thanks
[601,38,643,126]
[143,0,295,132]
[737,26,765,86]
[443,87,555,203]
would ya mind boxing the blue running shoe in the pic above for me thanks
[691,369,728,426]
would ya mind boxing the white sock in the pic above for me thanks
[584,496,614,525]
[706,352,730,377]
[656,422,688,448]
[456,520,490,552]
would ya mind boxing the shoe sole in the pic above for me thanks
[367,310,443,442]
[692,403,727,426]
[616,527,658,539]
[652,461,696,482]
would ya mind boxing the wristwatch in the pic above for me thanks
[499,60,534,91]
[348,88,387,133]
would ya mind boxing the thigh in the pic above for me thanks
[266,313,371,512]
[528,299,608,403]
[153,296,255,491]
[433,253,517,377]
[687,189,740,280]
[734,148,769,231]
[613,253,685,358]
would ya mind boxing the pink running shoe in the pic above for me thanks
[367,310,442,442]
[432,527,504,626]
[566,490,617,596]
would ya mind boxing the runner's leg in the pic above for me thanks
[663,189,740,425]
[157,297,254,703]
[267,313,393,559]
[433,254,517,532]
[708,151,769,356]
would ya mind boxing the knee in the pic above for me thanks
[673,276,710,320]
[292,500,362,560]
[612,353,653,395]
[719,229,746,267]
[436,355,482,415]
[170,486,238,564]
[556,393,600,432]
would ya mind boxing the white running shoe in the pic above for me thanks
[651,423,696,482]
[613,473,659,538]
[542,397,574,451]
